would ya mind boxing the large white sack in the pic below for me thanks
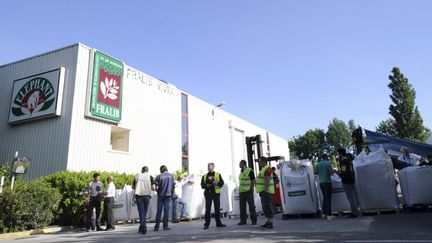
[398,166,432,206]
[230,187,263,216]
[280,160,319,214]
[181,174,206,218]
[331,174,351,213]
[353,148,399,210]
[113,186,129,221]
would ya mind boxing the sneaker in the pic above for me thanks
[96,227,104,231]
[237,222,246,225]
[172,219,180,223]
[163,227,171,231]
[216,224,226,227]
[263,223,273,229]
[203,225,209,230]
[153,228,159,231]
[261,221,270,227]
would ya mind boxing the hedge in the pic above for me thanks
[42,171,135,226]
[0,180,62,233]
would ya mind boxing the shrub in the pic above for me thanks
[0,180,62,233]
[42,171,135,226]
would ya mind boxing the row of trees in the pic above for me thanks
[289,67,430,160]
[288,118,357,161]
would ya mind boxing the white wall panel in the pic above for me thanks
[67,53,182,176]
[0,45,80,178]
[187,96,290,183]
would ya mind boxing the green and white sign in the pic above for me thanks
[8,68,65,124]
[89,51,123,122]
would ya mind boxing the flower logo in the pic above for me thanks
[100,77,120,100]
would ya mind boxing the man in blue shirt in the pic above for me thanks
[154,165,175,231]
[316,154,334,220]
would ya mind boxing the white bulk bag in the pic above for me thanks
[353,148,399,210]
[181,174,206,218]
[113,186,129,221]
[331,174,351,213]
[398,166,432,206]
[280,160,319,214]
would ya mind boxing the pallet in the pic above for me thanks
[282,212,318,220]
[403,204,432,212]
[361,208,400,215]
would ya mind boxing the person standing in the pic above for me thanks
[316,154,334,220]
[238,160,257,225]
[86,173,104,232]
[256,157,274,229]
[154,165,175,231]
[201,162,226,229]
[133,166,155,235]
[104,176,116,230]
[337,149,360,218]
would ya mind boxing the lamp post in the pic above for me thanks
[212,101,226,120]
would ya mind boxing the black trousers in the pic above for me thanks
[320,183,332,216]
[204,191,222,226]
[87,198,101,229]
[104,197,114,228]
[239,190,257,223]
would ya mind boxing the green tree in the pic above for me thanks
[376,67,430,142]
[289,128,326,161]
[326,118,352,156]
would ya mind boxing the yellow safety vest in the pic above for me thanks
[239,167,254,193]
[204,172,221,194]
[256,165,274,194]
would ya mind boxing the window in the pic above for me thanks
[181,93,189,171]
[110,126,130,152]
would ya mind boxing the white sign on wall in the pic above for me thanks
[8,68,65,124]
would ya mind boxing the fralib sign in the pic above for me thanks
[86,50,124,123]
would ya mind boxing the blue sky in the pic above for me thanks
[1,1,431,139]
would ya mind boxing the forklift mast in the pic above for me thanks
[246,134,285,170]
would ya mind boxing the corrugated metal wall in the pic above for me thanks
[0,43,289,179]
[66,48,182,176]
[0,44,80,178]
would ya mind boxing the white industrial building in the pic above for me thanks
[0,43,289,180]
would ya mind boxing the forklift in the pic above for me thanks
[245,134,285,213]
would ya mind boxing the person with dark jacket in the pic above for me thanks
[201,162,226,229]
[337,149,359,218]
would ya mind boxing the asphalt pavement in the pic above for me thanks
[1,211,432,242]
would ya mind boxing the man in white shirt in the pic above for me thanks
[104,176,116,231]
[398,147,422,167]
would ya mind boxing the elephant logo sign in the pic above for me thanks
[11,77,56,117]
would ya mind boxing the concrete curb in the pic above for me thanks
[0,226,63,240]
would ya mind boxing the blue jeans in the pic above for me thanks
[136,195,150,232]
[155,196,171,229]
[342,184,359,216]
[172,197,190,220]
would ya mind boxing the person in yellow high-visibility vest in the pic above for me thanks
[201,162,226,229]
[256,157,274,229]
[238,160,257,225]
